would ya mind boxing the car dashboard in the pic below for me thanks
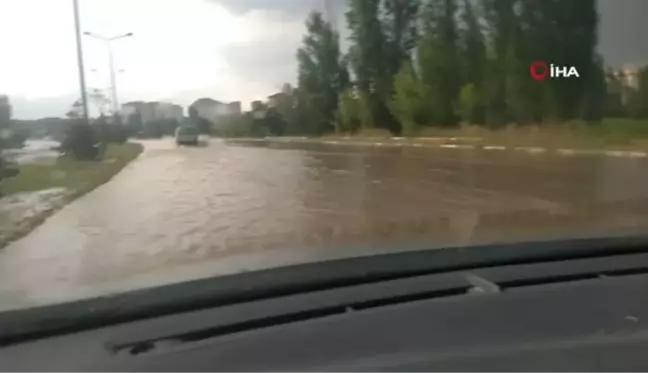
[3,237,648,371]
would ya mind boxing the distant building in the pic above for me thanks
[618,65,641,90]
[249,100,268,120]
[607,64,646,106]
[121,101,184,124]
[156,102,183,122]
[189,98,241,129]
[267,93,288,109]
[121,101,146,122]
[227,101,242,116]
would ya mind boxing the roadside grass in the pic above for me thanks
[320,119,648,150]
[3,143,143,196]
[414,118,648,150]
[0,142,143,248]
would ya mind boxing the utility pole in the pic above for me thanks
[84,32,133,116]
[72,0,90,122]
[107,42,118,114]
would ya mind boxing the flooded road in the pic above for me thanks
[2,138,648,310]
[2,139,59,165]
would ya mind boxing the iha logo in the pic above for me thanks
[529,60,580,81]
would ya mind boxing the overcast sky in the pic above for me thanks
[1,0,646,119]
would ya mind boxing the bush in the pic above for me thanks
[457,83,483,125]
[60,122,101,160]
[92,115,129,144]
[126,112,144,137]
[188,107,213,135]
[98,124,128,144]
[0,155,20,192]
[389,62,437,135]
[335,89,362,133]
[212,114,270,138]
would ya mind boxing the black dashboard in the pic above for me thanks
[3,236,648,371]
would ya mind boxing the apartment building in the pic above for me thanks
[189,98,242,129]
[121,101,184,124]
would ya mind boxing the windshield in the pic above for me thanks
[0,0,647,312]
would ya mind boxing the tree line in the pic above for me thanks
[256,0,648,137]
[0,97,22,186]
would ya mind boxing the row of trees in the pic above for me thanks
[265,0,647,137]
[0,96,21,188]
[0,96,28,149]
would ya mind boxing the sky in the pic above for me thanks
[0,0,646,119]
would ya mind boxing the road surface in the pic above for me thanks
[2,138,648,310]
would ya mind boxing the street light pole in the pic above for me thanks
[107,42,118,114]
[83,32,133,116]
[72,0,89,122]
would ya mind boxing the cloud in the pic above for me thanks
[597,0,648,67]
[217,0,325,17]
[0,0,315,118]
[3,0,648,119]
[10,94,79,119]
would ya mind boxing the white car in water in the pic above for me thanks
[175,126,199,146]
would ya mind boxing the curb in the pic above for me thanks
[227,137,648,159]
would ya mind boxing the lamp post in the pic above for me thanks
[72,0,89,122]
[83,32,133,115]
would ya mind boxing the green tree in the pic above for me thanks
[297,11,349,134]
[347,0,385,95]
[457,83,480,124]
[418,0,461,126]
[287,0,604,132]
[383,0,421,76]
[0,96,20,187]
[480,0,518,126]
[335,89,362,133]
[264,108,286,136]
[347,0,399,132]
[499,0,599,124]
[88,89,111,116]
[60,99,102,160]
[65,99,84,120]
[0,96,26,149]
[0,95,11,132]
[126,112,144,136]
[188,106,212,135]
[389,61,431,135]
[457,0,486,123]
[61,122,101,160]
[581,54,606,122]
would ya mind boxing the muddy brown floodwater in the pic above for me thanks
[2,138,648,310]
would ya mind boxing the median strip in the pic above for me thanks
[1,143,143,249]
